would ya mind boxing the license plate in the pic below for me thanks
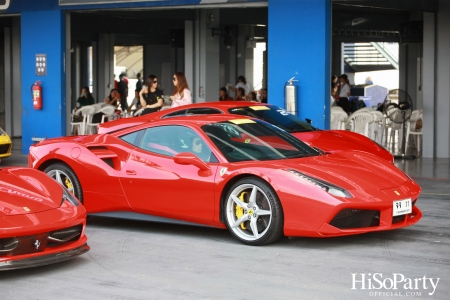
[393,198,412,216]
[10,233,48,256]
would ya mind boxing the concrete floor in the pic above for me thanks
[1,144,449,299]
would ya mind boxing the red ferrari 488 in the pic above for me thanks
[30,115,420,245]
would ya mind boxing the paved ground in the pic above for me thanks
[0,146,449,299]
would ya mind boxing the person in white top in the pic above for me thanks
[170,72,192,108]
[337,74,351,114]
[228,76,250,98]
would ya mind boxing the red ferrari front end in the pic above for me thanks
[263,151,421,238]
[0,167,89,270]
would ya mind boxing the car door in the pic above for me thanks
[118,125,219,225]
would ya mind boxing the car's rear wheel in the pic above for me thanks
[44,163,83,203]
[224,177,283,245]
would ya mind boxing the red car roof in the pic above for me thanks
[99,101,270,134]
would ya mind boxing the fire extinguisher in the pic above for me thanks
[31,81,43,110]
[285,77,298,115]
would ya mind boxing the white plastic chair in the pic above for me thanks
[345,111,373,137]
[133,107,145,117]
[331,106,345,112]
[71,105,95,135]
[355,107,373,113]
[405,110,423,155]
[384,107,404,152]
[100,105,117,123]
[85,104,103,134]
[86,105,116,134]
[330,111,348,130]
[369,111,384,143]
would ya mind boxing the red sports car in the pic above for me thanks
[29,115,420,245]
[0,167,89,270]
[99,101,393,162]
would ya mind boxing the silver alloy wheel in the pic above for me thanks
[46,169,75,194]
[226,183,272,241]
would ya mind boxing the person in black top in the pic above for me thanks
[118,74,128,111]
[136,73,143,92]
[139,74,164,115]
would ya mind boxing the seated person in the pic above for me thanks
[190,136,211,162]
[104,89,120,108]
[76,87,95,108]
[128,89,142,114]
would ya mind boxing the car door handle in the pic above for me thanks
[126,170,136,175]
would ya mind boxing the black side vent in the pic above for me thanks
[102,158,114,168]
[87,146,109,151]
[329,209,380,229]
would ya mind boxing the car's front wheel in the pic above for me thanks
[224,177,283,245]
[44,163,83,203]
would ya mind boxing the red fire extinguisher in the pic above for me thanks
[31,81,42,110]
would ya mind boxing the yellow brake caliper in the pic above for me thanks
[235,192,248,230]
[65,177,73,191]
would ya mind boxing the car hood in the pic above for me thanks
[273,151,407,191]
[293,130,393,162]
[0,168,62,216]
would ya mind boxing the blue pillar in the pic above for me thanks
[21,10,66,154]
[268,0,331,129]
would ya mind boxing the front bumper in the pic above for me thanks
[317,205,422,236]
[0,242,89,271]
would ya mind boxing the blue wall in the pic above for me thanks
[21,10,66,153]
[268,0,331,129]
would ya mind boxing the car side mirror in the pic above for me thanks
[173,152,210,172]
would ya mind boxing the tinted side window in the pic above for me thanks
[186,108,223,115]
[162,109,187,119]
[119,129,144,146]
[138,125,217,162]
[228,106,316,132]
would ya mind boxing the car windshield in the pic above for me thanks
[201,119,319,162]
[228,105,317,133]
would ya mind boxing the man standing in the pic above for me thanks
[136,73,143,92]
[118,74,128,111]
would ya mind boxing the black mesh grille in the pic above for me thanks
[47,225,82,247]
[0,144,11,154]
[392,215,405,224]
[329,209,380,229]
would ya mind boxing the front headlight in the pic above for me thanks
[286,169,352,198]
[61,186,80,207]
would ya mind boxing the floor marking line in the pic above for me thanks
[421,192,450,196]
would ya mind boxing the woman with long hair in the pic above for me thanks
[227,75,250,98]
[337,74,351,114]
[104,89,120,108]
[170,72,192,107]
[219,87,232,101]
[247,91,257,102]
[235,87,246,101]
[139,74,164,115]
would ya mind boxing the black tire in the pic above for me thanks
[43,163,83,204]
[223,177,283,246]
